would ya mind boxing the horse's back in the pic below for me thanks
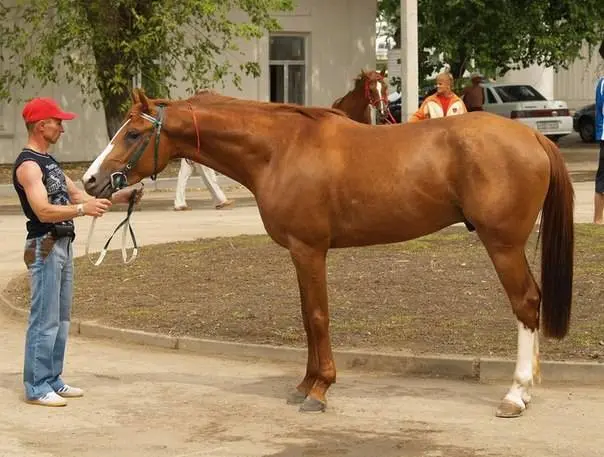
[301,112,554,244]
[329,111,550,177]
[387,112,552,236]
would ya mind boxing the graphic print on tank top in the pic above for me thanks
[45,161,70,207]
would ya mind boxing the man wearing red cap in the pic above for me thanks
[13,97,137,406]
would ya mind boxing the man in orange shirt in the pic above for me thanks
[410,72,467,122]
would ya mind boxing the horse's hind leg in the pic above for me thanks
[482,241,541,418]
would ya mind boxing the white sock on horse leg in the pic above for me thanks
[504,321,535,409]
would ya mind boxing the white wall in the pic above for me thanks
[554,43,603,109]
[1,0,376,164]
[0,73,109,165]
[497,43,603,109]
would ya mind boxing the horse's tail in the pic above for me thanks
[536,133,574,339]
[331,97,343,108]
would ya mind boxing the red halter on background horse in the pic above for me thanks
[82,88,573,419]
[332,69,396,125]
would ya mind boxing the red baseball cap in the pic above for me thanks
[22,97,77,123]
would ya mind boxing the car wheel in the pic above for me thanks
[579,118,595,143]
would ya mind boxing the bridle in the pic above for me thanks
[87,105,165,266]
[109,105,165,192]
[87,103,202,266]
[363,74,396,125]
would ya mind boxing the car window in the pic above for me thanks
[493,85,546,102]
[486,88,497,104]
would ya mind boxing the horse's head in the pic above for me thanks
[357,69,390,123]
[82,89,174,198]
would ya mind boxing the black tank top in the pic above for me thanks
[12,149,74,239]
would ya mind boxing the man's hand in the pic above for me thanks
[111,187,144,205]
[83,198,112,217]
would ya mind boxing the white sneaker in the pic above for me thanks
[56,385,84,398]
[26,391,67,407]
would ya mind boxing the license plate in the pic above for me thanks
[536,121,560,131]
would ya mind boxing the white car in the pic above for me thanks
[480,83,573,141]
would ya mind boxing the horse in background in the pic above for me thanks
[332,69,396,125]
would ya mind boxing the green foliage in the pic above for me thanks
[0,0,293,135]
[378,0,604,80]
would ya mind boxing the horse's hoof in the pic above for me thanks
[286,390,307,405]
[299,396,326,413]
[495,400,525,418]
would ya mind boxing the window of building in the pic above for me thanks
[269,35,307,105]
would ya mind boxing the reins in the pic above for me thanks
[85,186,141,266]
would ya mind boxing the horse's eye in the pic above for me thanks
[125,130,141,141]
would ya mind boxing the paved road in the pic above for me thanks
[0,181,603,457]
[2,310,604,457]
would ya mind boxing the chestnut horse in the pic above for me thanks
[332,69,395,124]
[82,89,574,418]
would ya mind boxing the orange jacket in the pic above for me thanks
[409,93,467,122]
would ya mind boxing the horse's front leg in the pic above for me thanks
[288,242,335,412]
[286,273,318,405]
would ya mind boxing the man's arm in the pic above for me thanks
[16,162,111,222]
[66,174,143,205]
[408,100,428,123]
[597,78,604,111]
[455,96,468,114]
[65,175,89,204]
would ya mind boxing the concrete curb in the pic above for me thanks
[3,290,604,384]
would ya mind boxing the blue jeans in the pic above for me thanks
[23,234,73,400]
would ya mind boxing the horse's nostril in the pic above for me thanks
[87,176,96,184]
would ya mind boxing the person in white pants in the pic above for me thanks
[174,159,234,210]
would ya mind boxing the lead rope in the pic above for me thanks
[85,187,141,266]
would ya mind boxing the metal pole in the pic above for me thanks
[400,0,419,122]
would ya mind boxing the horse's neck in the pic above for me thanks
[175,110,273,194]
[338,88,371,124]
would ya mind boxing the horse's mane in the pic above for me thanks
[181,90,347,120]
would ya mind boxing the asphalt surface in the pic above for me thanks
[0,135,603,456]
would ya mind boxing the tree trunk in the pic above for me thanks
[103,95,128,139]
[78,0,168,138]
[79,3,132,139]
[93,54,131,139]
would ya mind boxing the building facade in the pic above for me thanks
[499,43,602,109]
[0,0,376,164]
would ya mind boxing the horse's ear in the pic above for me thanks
[380,68,386,77]
[138,89,150,112]
[131,88,140,104]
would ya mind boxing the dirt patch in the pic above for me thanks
[5,225,604,361]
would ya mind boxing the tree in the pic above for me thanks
[378,0,604,82]
[0,0,293,137]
